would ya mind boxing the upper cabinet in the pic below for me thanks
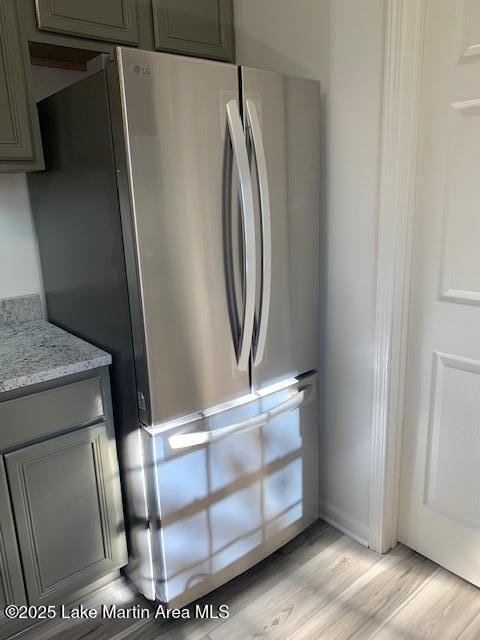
[0,0,235,172]
[29,0,235,60]
[34,0,140,45]
[0,0,43,172]
[152,0,234,61]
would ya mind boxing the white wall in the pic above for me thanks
[234,0,386,543]
[234,0,330,80]
[0,174,43,299]
[0,67,86,302]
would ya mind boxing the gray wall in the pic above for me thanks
[234,0,386,544]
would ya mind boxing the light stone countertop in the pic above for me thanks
[0,295,111,394]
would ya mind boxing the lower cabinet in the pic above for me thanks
[0,369,127,637]
[0,460,27,620]
[5,423,127,606]
[34,0,139,45]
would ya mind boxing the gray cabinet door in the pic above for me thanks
[35,0,139,45]
[152,0,234,61]
[6,424,127,605]
[0,459,26,615]
[0,0,43,172]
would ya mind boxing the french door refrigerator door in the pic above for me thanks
[143,371,319,607]
[241,67,321,388]
[115,48,253,426]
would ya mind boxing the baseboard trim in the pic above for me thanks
[320,501,369,547]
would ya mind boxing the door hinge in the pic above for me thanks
[137,392,146,411]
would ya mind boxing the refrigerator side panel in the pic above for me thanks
[241,68,320,387]
[107,61,152,427]
[115,48,250,426]
[28,71,154,599]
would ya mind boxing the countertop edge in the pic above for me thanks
[0,355,112,394]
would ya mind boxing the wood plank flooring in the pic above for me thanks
[17,521,480,640]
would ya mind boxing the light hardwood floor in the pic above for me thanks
[18,521,480,640]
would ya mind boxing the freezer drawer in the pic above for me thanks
[142,372,319,607]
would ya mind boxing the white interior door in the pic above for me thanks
[399,0,480,585]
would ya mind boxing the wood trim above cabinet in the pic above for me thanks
[152,0,235,61]
[34,0,139,45]
[29,42,101,71]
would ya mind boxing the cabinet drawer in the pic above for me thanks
[0,377,104,450]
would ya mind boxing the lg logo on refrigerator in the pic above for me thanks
[133,64,151,76]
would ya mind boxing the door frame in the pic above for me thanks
[369,0,426,552]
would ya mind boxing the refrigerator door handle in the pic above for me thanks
[245,99,272,367]
[226,99,256,372]
[168,387,308,449]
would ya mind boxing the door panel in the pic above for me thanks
[0,0,44,171]
[152,0,235,62]
[116,49,249,424]
[0,459,26,612]
[399,0,480,586]
[0,459,26,638]
[144,372,319,607]
[6,425,127,604]
[241,68,320,388]
[35,0,139,44]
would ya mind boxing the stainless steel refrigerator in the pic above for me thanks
[30,47,320,608]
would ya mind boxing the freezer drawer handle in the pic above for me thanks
[168,387,308,450]
[246,99,272,367]
[226,100,256,372]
